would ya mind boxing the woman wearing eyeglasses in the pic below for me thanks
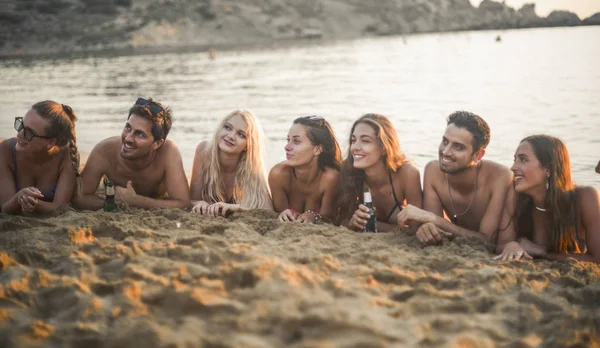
[0,101,81,214]
[269,115,342,223]
[495,135,600,263]
[341,114,422,232]
[190,110,272,216]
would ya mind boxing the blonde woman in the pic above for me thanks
[190,110,272,215]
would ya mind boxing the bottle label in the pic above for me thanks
[106,185,114,196]
[363,191,372,203]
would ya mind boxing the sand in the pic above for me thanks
[1,207,599,347]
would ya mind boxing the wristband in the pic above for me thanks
[304,209,321,224]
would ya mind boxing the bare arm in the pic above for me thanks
[268,163,290,213]
[71,143,109,211]
[0,141,22,214]
[317,169,340,223]
[190,141,209,203]
[422,161,445,217]
[550,187,600,263]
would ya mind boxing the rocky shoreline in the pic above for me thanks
[1,0,599,58]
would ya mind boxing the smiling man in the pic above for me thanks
[73,97,190,210]
[397,111,512,245]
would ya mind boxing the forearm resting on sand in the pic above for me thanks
[72,193,105,211]
[430,215,490,241]
[127,195,189,210]
[1,195,21,214]
[517,237,548,258]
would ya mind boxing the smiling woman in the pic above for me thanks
[0,101,81,215]
[340,114,422,232]
[496,135,600,263]
[190,110,272,216]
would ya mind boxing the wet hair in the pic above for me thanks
[32,101,82,196]
[198,110,271,208]
[446,111,490,154]
[292,116,342,171]
[127,98,172,141]
[514,135,578,253]
[339,113,408,222]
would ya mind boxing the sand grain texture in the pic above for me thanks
[0,207,599,347]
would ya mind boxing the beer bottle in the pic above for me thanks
[103,178,118,212]
[363,187,377,232]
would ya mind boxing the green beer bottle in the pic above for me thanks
[363,187,377,232]
[103,178,118,212]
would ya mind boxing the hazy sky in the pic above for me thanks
[470,0,600,19]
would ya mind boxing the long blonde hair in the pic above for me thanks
[199,110,271,208]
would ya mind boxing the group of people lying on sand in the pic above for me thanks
[1,98,599,263]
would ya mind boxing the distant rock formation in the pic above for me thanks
[546,11,581,27]
[0,0,598,57]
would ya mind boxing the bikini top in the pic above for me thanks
[385,171,403,222]
[9,138,62,202]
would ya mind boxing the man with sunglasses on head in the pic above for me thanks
[73,97,190,210]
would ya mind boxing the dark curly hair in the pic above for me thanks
[447,111,490,154]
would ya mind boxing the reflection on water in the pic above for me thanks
[1,26,599,187]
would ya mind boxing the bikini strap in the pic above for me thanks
[388,170,401,208]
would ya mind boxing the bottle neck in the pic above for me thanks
[363,191,372,206]
[106,185,115,196]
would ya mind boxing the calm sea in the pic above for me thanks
[1,26,599,187]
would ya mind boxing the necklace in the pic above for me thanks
[535,206,546,212]
[446,162,481,224]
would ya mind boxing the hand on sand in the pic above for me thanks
[397,204,435,226]
[349,204,370,231]
[18,187,43,213]
[278,209,298,222]
[296,211,315,223]
[415,222,452,245]
[191,201,210,214]
[114,181,137,205]
[206,202,246,217]
[494,241,532,261]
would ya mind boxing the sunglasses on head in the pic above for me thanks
[135,97,165,117]
[301,115,325,126]
[14,117,54,142]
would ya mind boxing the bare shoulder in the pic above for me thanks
[577,186,600,204]
[481,160,512,184]
[0,138,13,158]
[194,140,211,159]
[90,136,121,157]
[160,139,180,152]
[424,160,444,182]
[398,162,420,180]
[269,161,292,178]
[320,167,340,184]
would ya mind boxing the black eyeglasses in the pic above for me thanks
[300,115,325,126]
[14,117,54,141]
[135,97,165,117]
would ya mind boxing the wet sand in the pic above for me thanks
[0,207,599,347]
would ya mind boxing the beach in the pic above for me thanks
[1,207,599,347]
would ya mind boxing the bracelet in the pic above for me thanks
[304,209,321,224]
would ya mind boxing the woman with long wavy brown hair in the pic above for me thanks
[495,135,600,263]
[340,114,422,232]
[0,101,81,214]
